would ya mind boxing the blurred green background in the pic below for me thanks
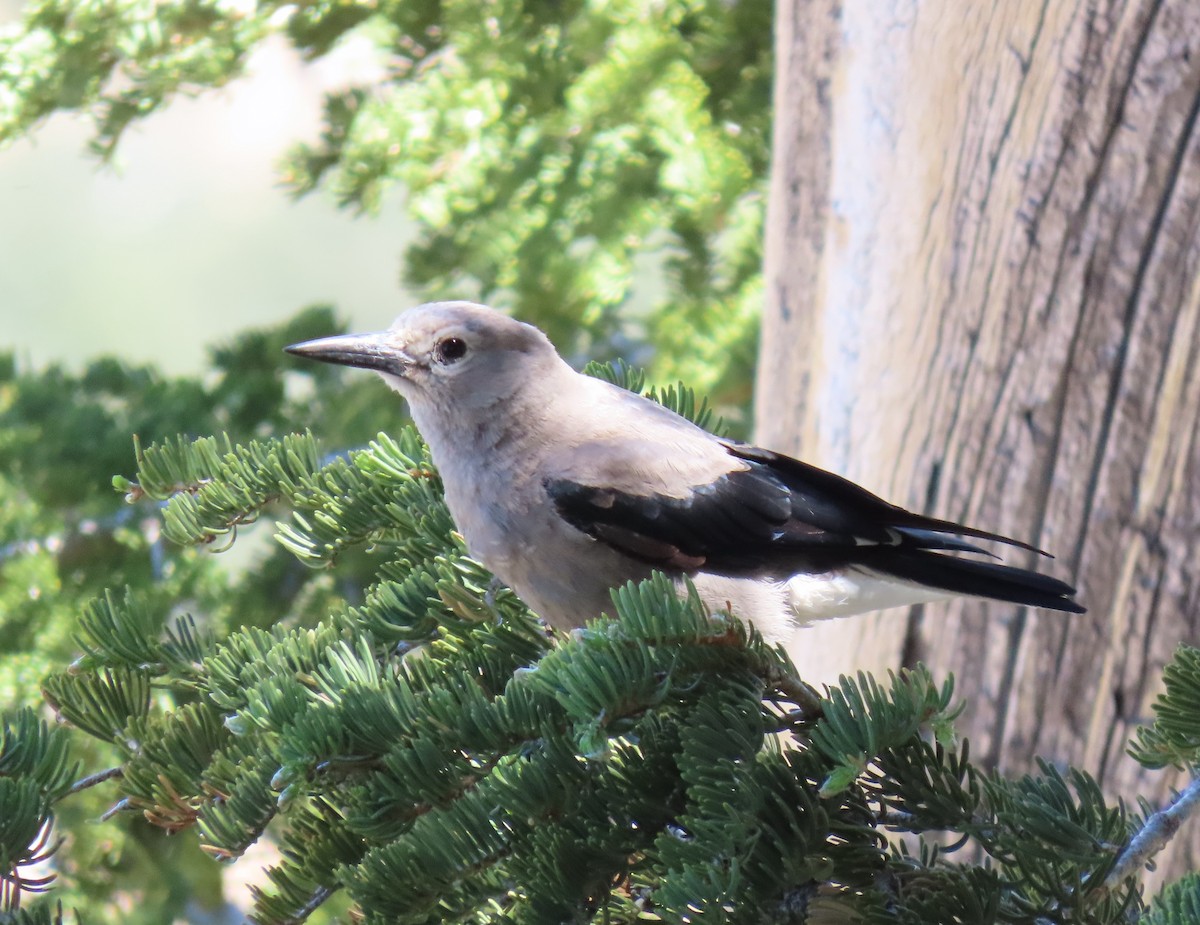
[1,5,418,374]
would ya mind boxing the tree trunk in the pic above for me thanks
[758,0,1200,884]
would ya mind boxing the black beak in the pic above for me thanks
[284,333,412,376]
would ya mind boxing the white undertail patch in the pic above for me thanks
[785,569,954,622]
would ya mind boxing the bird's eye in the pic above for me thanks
[435,337,468,365]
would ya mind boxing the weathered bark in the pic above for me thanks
[758,0,1200,884]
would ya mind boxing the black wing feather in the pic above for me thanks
[546,441,1084,614]
[724,443,1049,555]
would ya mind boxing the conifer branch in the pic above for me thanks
[66,766,123,795]
[287,885,335,924]
[1105,776,1200,888]
[762,666,823,720]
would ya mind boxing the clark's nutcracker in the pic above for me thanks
[286,301,1083,642]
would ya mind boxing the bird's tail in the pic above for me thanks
[869,548,1085,614]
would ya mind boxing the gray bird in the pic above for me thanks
[286,301,1083,643]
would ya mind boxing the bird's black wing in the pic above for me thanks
[545,441,1085,613]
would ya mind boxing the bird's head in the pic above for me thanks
[285,301,564,416]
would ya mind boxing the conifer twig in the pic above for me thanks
[67,766,124,794]
[760,666,823,720]
[1104,775,1200,887]
[290,885,335,923]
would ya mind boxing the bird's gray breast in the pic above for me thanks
[441,465,646,628]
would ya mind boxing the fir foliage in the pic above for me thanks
[3,369,1198,920]
[0,904,63,925]
[1144,874,1200,925]
[1130,645,1200,771]
[0,309,388,921]
[0,710,73,906]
